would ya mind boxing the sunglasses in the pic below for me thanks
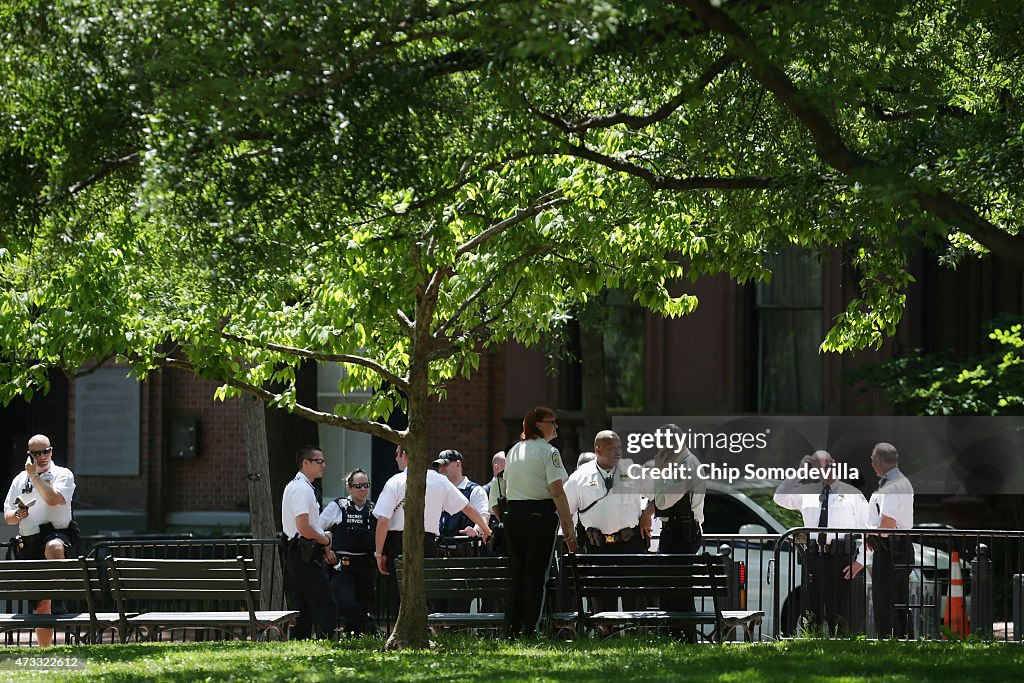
[349,482,371,489]
[28,447,53,457]
[305,458,326,465]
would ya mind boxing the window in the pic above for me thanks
[756,249,823,413]
[604,290,645,412]
[556,290,646,413]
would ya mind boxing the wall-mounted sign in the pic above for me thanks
[74,368,140,476]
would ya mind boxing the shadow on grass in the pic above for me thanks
[14,635,1024,682]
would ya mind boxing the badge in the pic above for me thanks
[552,453,564,469]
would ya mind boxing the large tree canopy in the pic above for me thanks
[0,0,694,648]
[2,0,1023,647]
[459,0,1024,349]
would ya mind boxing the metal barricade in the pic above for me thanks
[771,527,1024,641]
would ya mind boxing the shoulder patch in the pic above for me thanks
[552,452,564,469]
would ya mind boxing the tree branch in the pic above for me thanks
[32,152,141,207]
[434,248,544,339]
[431,277,526,361]
[144,354,404,442]
[861,101,973,121]
[69,354,117,380]
[565,52,736,133]
[455,192,570,257]
[219,331,409,392]
[561,140,775,190]
[678,0,1024,268]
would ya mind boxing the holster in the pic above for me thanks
[663,514,699,542]
[289,536,321,563]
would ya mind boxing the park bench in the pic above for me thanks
[397,555,509,630]
[0,557,120,643]
[105,556,298,642]
[566,552,763,643]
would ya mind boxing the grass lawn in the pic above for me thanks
[0,635,1020,682]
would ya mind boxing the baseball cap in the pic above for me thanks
[432,449,464,467]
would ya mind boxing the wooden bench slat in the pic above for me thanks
[398,556,513,629]
[114,578,258,589]
[106,555,290,642]
[0,557,111,641]
[568,552,762,643]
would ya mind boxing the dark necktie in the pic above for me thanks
[817,484,831,546]
[877,475,888,491]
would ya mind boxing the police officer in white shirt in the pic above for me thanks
[565,430,646,612]
[373,445,491,618]
[867,442,914,639]
[774,450,869,635]
[565,431,646,553]
[281,446,336,639]
[3,434,76,647]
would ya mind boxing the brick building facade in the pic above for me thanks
[1,248,1021,535]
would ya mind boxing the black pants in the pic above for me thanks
[382,530,438,621]
[329,555,378,634]
[285,546,336,639]
[658,519,702,641]
[587,532,647,613]
[871,537,911,638]
[504,499,558,637]
[802,551,864,635]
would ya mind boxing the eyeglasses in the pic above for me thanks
[349,482,371,489]
[28,447,53,457]
[305,458,326,465]
[539,420,558,425]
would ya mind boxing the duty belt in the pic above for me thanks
[808,537,853,555]
[585,526,639,546]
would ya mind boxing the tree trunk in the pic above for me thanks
[241,393,283,611]
[385,353,432,649]
[579,295,608,451]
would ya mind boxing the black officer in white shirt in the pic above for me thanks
[565,430,646,553]
[564,430,646,612]
[281,446,336,639]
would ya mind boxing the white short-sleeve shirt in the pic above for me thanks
[373,468,471,535]
[564,459,644,534]
[868,468,914,529]
[4,465,75,535]
[281,472,324,539]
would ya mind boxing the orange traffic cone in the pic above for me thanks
[944,551,969,638]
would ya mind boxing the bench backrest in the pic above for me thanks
[568,553,729,610]
[105,556,259,615]
[397,556,511,601]
[0,557,102,609]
